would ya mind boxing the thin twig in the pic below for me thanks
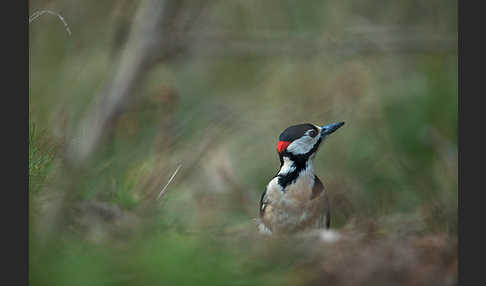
[157,164,182,200]
[29,10,72,36]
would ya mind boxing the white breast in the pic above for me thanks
[262,163,325,233]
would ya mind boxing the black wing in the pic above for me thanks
[313,176,331,229]
[259,188,268,218]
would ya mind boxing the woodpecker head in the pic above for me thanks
[277,122,345,164]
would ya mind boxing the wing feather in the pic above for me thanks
[312,176,331,229]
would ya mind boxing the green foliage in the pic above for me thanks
[30,232,288,286]
[29,1,457,285]
[29,121,56,193]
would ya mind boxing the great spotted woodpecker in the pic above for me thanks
[258,122,345,234]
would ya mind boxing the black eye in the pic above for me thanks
[309,130,317,138]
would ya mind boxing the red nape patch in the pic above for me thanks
[277,141,291,153]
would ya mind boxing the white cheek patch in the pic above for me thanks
[287,135,320,155]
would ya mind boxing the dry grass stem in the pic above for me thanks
[157,164,182,200]
[29,10,72,36]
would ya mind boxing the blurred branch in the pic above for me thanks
[187,28,456,58]
[66,0,208,167]
[39,0,209,241]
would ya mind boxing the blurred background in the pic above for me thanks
[29,0,457,285]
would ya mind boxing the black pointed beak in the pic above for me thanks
[321,121,345,135]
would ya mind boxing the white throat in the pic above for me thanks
[278,157,296,175]
[278,156,316,177]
